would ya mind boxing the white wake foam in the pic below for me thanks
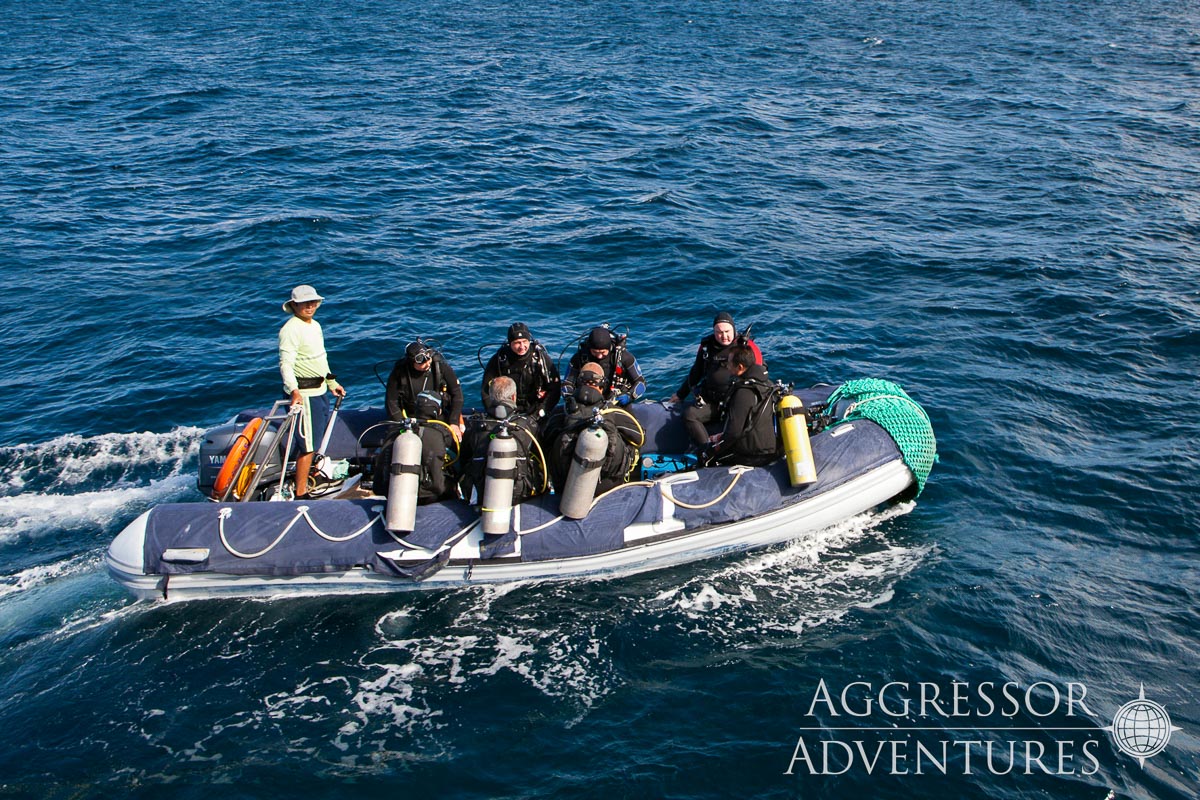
[0,427,202,542]
[0,427,203,493]
[648,502,929,639]
[330,504,930,740]
[0,473,194,541]
[0,551,99,599]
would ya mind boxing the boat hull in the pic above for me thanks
[107,459,913,601]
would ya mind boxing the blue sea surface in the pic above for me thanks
[1,0,1198,797]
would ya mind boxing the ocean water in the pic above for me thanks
[1,0,1198,796]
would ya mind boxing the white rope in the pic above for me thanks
[217,504,384,559]
[298,506,383,542]
[516,465,749,532]
[218,506,303,559]
[843,393,930,425]
[379,519,478,557]
[516,513,565,535]
[660,467,750,510]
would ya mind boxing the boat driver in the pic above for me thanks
[278,285,347,498]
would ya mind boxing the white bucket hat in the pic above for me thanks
[283,285,324,312]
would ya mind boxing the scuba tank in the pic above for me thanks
[777,393,817,486]
[385,425,423,533]
[481,424,519,534]
[559,418,608,519]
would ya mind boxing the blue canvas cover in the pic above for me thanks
[143,498,476,579]
[512,418,901,561]
[151,411,906,580]
[665,419,902,530]
[631,402,691,455]
[516,488,660,562]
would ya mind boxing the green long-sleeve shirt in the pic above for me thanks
[278,316,338,396]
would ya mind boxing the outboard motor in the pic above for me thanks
[385,425,423,533]
[198,420,247,494]
[481,424,519,535]
[559,420,608,520]
[778,393,817,486]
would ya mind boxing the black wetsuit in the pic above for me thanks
[376,355,464,502]
[543,402,643,495]
[457,411,544,506]
[675,336,763,447]
[708,363,779,467]
[480,342,561,420]
[562,345,646,404]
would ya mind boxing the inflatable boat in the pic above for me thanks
[105,379,936,601]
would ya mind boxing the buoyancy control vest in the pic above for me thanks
[693,334,736,403]
[485,341,560,416]
[546,406,642,494]
[458,413,544,504]
[387,355,459,423]
[720,365,780,462]
[677,335,763,405]
[567,340,644,402]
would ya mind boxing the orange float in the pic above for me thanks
[211,417,264,499]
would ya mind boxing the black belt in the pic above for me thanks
[296,376,325,389]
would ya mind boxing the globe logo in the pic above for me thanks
[1109,685,1180,767]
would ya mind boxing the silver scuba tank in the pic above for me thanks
[385,427,423,533]
[559,422,608,520]
[481,426,519,535]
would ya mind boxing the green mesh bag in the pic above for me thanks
[824,378,937,495]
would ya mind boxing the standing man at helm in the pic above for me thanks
[279,285,346,498]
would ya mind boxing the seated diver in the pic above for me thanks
[374,339,464,502]
[669,312,764,449]
[701,345,780,468]
[561,326,647,407]
[457,376,547,506]
[480,322,561,422]
[544,362,645,497]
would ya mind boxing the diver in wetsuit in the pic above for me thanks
[703,345,779,468]
[458,376,546,506]
[480,322,561,421]
[375,340,464,502]
[544,363,644,496]
[669,312,763,449]
[561,326,646,407]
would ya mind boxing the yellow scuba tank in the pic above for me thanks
[778,394,817,486]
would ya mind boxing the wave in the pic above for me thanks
[285,504,932,761]
[0,427,203,542]
[0,473,195,543]
[644,502,927,641]
[0,551,98,599]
